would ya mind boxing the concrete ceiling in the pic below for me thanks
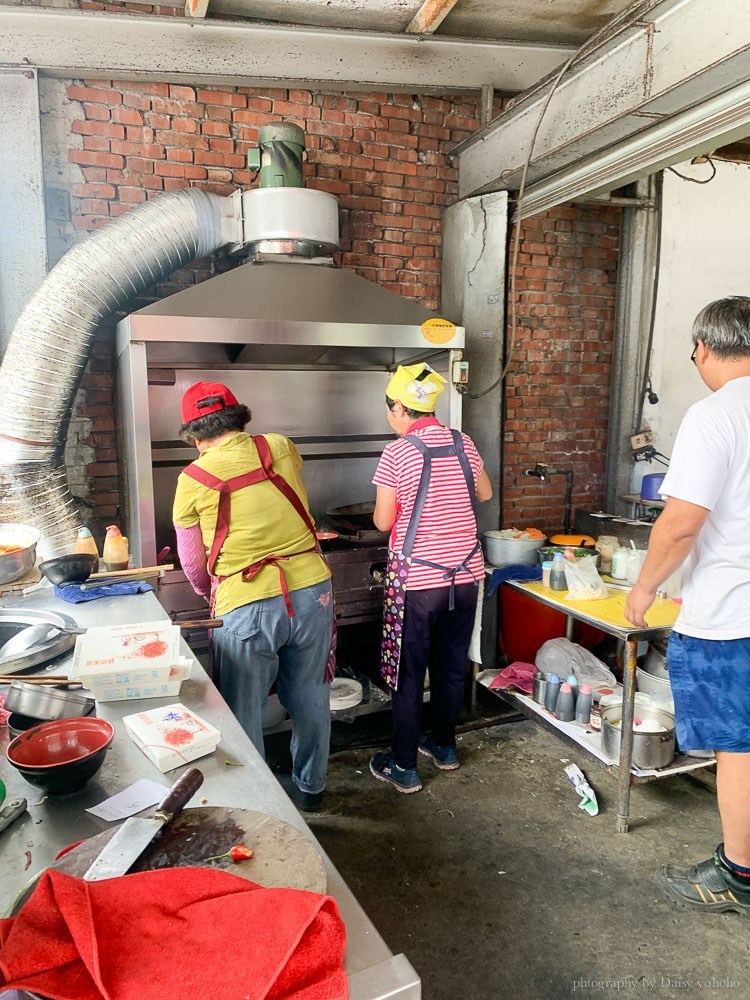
[213,0,636,46]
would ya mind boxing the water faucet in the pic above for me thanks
[525,462,548,482]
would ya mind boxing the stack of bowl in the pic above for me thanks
[4,680,95,737]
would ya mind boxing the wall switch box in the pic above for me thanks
[630,430,654,450]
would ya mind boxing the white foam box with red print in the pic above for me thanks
[70,620,190,698]
[123,703,221,772]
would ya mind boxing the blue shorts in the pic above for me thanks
[667,632,750,752]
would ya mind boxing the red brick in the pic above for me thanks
[70,150,124,169]
[83,103,111,121]
[112,107,143,126]
[72,182,116,199]
[197,89,246,108]
[68,85,122,105]
[82,136,111,152]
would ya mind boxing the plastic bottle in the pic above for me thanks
[102,525,129,572]
[566,674,578,711]
[555,682,575,722]
[75,526,99,573]
[575,683,593,724]
[610,546,629,580]
[544,673,561,713]
[549,552,567,591]
[541,561,553,588]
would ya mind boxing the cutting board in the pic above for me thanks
[46,806,328,893]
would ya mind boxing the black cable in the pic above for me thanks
[667,158,717,185]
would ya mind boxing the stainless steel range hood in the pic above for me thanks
[124,258,460,359]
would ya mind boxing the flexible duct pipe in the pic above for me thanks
[0,187,228,559]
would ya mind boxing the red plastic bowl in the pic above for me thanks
[6,717,114,794]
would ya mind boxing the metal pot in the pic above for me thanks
[0,523,40,585]
[5,680,95,722]
[601,703,676,770]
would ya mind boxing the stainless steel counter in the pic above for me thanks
[0,589,419,999]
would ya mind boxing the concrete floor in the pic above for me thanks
[306,713,747,1000]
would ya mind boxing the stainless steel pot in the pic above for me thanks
[0,523,40,585]
[601,704,676,770]
[5,680,95,722]
[0,609,79,674]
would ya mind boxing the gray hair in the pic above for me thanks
[692,296,750,360]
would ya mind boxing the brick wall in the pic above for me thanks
[501,205,621,535]
[48,80,480,533]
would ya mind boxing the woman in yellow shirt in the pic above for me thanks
[173,382,334,811]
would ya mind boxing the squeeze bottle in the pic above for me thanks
[75,526,99,573]
[102,525,129,572]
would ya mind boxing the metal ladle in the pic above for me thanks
[0,623,86,661]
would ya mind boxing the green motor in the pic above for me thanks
[247,122,305,188]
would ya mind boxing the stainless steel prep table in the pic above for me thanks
[0,590,419,1000]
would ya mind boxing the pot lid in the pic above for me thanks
[0,609,78,675]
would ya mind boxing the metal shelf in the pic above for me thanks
[478,673,714,784]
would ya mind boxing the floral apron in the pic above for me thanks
[380,428,480,690]
[183,434,337,682]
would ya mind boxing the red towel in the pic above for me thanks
[489,661,537,695]
[0,867,348,1000]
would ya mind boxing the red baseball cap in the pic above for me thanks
[181,382,239,424]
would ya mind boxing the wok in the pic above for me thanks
[326,502,387,541]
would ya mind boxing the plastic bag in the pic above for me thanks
[536,637,616,689]
[563,555,608,600]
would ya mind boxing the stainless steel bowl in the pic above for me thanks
[601,703,676,770]
[5,680,95,722]
[0,523,40,585]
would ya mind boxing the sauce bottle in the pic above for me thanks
[549,552,567,591]
[102,525,129,571]
[555,682,576,722]
[75,526,99,573]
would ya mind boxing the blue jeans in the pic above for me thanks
[213,579,333,793]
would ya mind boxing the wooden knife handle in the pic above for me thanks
[177,619,223,630]
[155,767,204,822]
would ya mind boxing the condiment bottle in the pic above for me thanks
[610,546,629,580]
[541,561,553,588]
[549,552,567,591]
[75,526,99,573]
[566,674,578,708]
[544,673,561,713]
[575,684,593,724]
[555,682,575,722]
[102,525,129,571]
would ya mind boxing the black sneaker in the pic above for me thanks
[369,752,423,793]
[657,845,750,915]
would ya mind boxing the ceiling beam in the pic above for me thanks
[455,0,750,204]
[405,0,461,35]
[185,0,210,17]
[0,9,574,94]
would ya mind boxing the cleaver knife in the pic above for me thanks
[83,768,204,881]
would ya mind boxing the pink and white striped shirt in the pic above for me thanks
[372,418,484,590]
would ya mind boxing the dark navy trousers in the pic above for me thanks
[391,583,478,769]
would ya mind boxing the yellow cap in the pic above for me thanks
[386,364,447,413]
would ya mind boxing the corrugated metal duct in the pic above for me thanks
[0,188,229,558]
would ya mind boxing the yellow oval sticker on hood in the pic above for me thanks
[421,317,456,344]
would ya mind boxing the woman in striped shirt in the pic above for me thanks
[369,363,492,794]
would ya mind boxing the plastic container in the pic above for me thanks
[102,525,129,572]
[75,527,100,573]
[625,549,647,585]
[483,533,546,568]
[544,673,561,713]
[575,684,593,724]
[610,546,629,580]
[541,561,552,588]
[555,682,575,722]
[549,552,567,591]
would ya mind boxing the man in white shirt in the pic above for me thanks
[626,296,750,915]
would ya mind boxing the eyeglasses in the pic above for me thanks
[690,344,698,365]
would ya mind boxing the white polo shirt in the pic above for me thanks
[661,375,750,639]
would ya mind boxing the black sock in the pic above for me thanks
[719,844,750,880]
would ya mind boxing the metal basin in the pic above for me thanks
[601,703,676,770]
[0,523,40,585]
[0,609,79,675]
[5,681,95,722]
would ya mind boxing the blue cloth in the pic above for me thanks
[54,582,154,604]
[212,579,334,794]
[667,631,750,752]
[487,563,542,596]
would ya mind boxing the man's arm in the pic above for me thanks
[624,496,710,627]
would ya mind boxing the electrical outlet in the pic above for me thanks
[630,430,654,451]
[632,446,657,463]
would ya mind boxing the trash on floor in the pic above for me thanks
[564,763,599,817]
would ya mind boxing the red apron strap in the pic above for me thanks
[252,435,318,541]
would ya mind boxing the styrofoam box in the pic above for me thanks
[88,679,184,702]
[123,703,220,773]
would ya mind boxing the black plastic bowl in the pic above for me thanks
[39,553,97,586]
[6,717,114,795]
